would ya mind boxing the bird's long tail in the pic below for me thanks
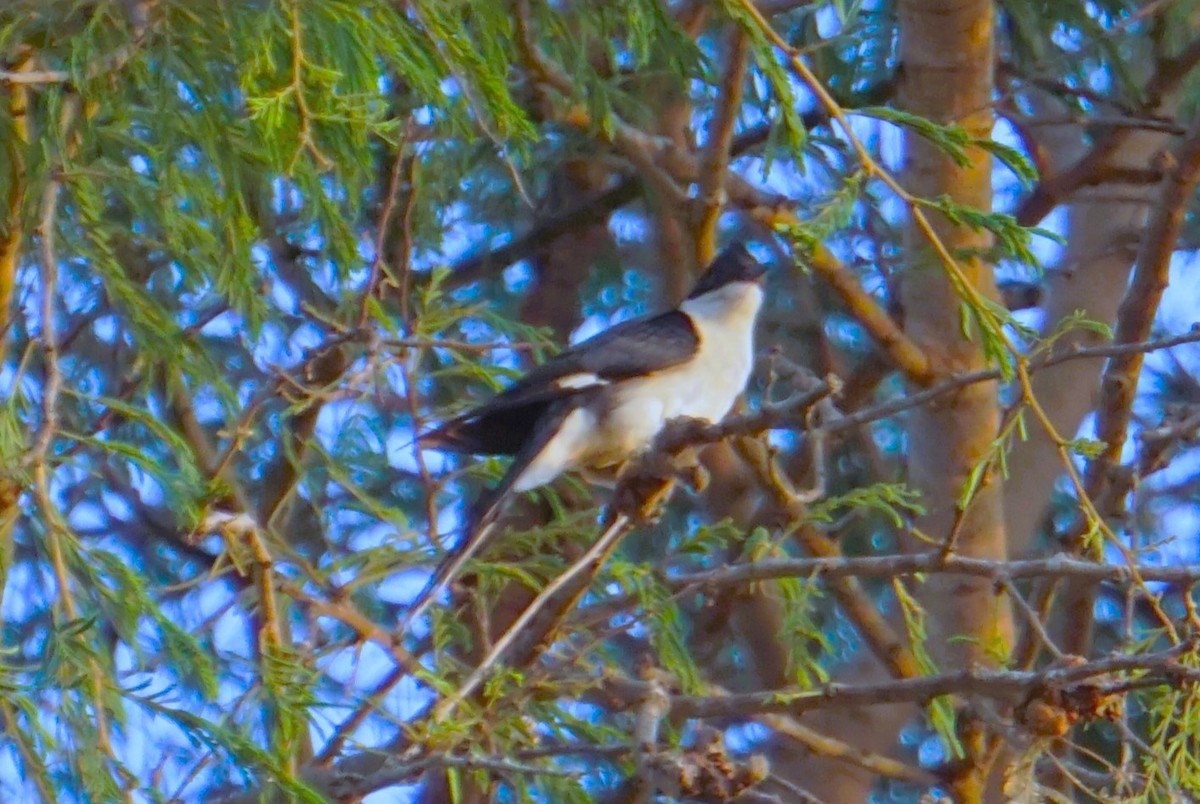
[395,489,510,636]
[397,398,579,635]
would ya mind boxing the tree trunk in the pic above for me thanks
[898,0,1013,797]
[1003,119,1177,558]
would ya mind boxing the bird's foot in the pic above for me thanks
[656,415,714,452]
[635,450,679,483]
[613,472,674,523]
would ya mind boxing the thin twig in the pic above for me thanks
[285,0,332,171]
[999,578,1065,661]
[1013,39,1200,226]
[358,135,412,329]
[30,140,126,794]
[218,749,583,804]
[432,512,633,720]
[312,664,406,767]
[734,434,925,681]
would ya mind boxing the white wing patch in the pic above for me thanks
[555,372,608,390]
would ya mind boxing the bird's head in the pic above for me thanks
[686,242,767,300]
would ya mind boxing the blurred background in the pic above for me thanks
[2,0,1200,801]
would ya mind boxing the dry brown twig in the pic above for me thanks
[1013,38,1200,226]
[695,27,750,264]
[598,642,1199,722]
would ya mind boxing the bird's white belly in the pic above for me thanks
[585,342,752,466]
[512,360,745,491]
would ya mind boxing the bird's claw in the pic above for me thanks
[613,473,674,522]
[635,450,678,482]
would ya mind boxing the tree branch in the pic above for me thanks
[660,551,1200,591]
[1013,38,1200,226]
[0,68,69,84]
[1050,112,1200,661]
[0,48,30,350]
[760,711,939,786]
[1085,120,1200,503]
[803,243,935,384]
[695,28,749,264]
[599,644,1199,721]
[445,178,641,288]
[442,78,893,289]
[431,509,637,721]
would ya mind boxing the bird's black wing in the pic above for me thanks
[520,308,699,385]
[422,310,698,455]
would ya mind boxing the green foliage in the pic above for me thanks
[776,575,831,687]
[892,579,965,760]
[716,0,809,155]
[411,0,535,143]
[1,0,1197,800]
[800,171,867,241]
[1143,647,1200,794]
[858,106,1038,188]
[807,482,925,528]
[960,410,1025,509]
[1036,309,1115,356]
[616,563,703,693]
[917,195,1040,269]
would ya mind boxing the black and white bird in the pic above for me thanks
[401,243,767,630]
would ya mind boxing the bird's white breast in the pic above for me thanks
[586,281,763,465]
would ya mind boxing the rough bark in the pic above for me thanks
[898,0,1013,797]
